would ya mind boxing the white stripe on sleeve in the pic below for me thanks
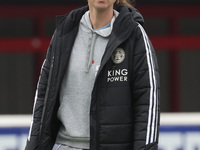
[137,24,158,145]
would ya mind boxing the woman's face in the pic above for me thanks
[88,0,116,12]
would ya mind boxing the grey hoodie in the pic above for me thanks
[56,10,119,149]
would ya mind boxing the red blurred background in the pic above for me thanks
[0,2,200,114]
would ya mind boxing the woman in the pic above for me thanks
[25,0,160,150]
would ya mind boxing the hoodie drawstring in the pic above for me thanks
[86,32,97,72]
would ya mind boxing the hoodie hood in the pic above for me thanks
[80,10,119,37]
[79,10,119,72]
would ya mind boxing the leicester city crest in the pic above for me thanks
[111,48,125,64]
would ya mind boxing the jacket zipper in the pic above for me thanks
[94,40,124,149]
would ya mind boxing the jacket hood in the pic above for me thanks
[114,4,144,26]
[56,4,144,37]
[106,4,144,46]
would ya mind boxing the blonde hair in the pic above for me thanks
[117,0,134,7]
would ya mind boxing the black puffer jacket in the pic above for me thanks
[25,4,160,150]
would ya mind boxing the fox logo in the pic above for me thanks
[111,48,125,64]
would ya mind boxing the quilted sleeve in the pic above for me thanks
[131,24,160,150]
[25,30,57,150]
